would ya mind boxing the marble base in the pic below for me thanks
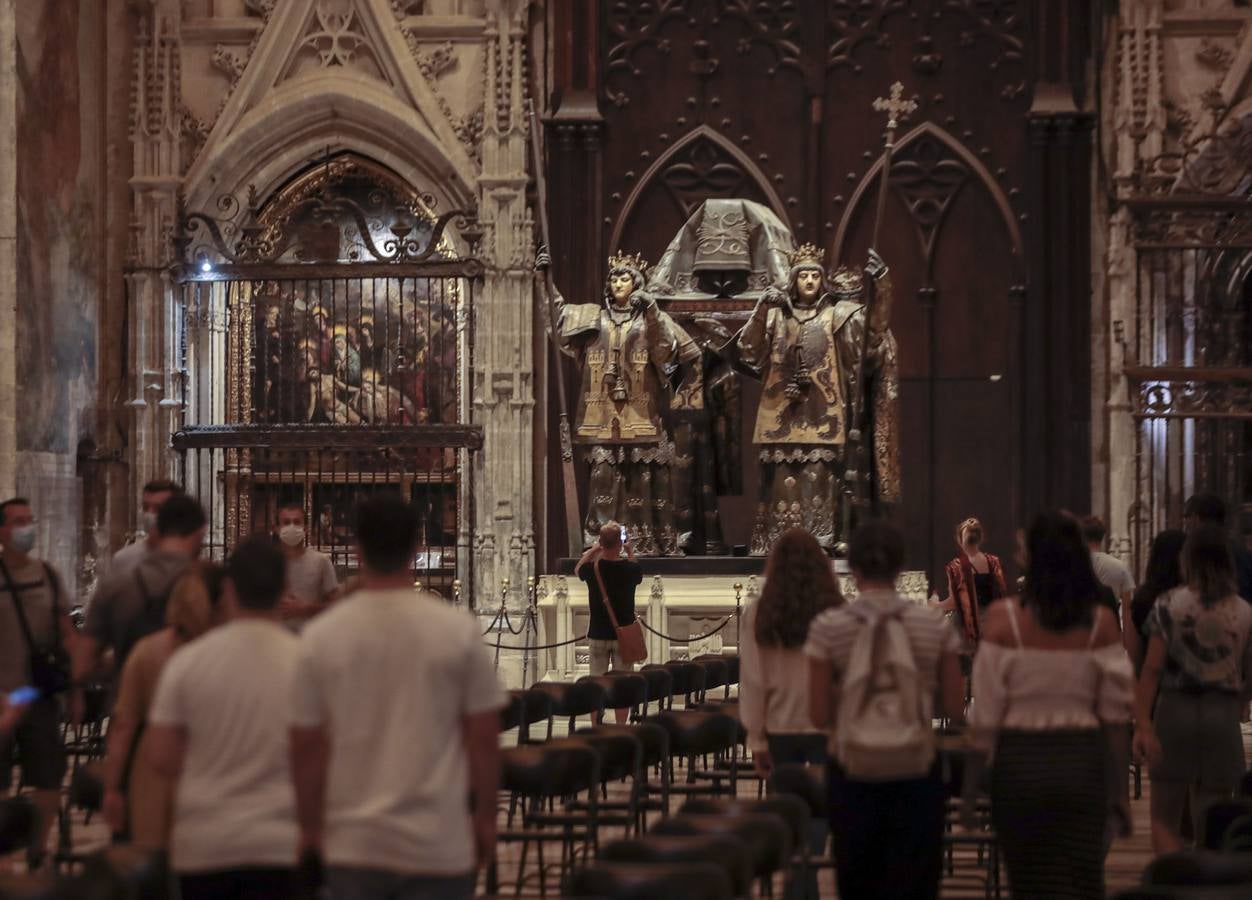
[508,567,928,689]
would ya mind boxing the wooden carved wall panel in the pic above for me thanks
[600,0,810,260]
[816,0,1031,577]
[540,0,1091,577]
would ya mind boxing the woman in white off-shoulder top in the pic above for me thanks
[963,512,1134,900]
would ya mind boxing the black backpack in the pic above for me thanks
[117,568,176,667]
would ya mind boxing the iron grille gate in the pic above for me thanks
[169,156,484,603]
[1125,197,1252,571]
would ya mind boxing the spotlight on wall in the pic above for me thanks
[200,260,213,273]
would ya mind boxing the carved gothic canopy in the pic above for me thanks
[176,154,475,268]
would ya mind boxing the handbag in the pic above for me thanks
[0,557,71,695]
[593,558,647,666]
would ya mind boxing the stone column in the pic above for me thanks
[0,0,15,497]
[473,4,536,616]
[126,2,183,514]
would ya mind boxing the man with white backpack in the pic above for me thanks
[805,520,965,900]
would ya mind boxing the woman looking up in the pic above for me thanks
[942,517,1007,648]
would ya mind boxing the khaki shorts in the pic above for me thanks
[588,638,636,676]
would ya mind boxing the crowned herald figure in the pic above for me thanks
[736,244,901,554]
[545,250,704,555]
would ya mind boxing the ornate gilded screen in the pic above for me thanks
[171,155,483,600]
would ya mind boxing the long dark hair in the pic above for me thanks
[756,528,844,648]
[1022,511,1101,632]
[1183,523,1236,608]
[1132,529,1185,611]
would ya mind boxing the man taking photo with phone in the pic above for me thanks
[575,522,643,724]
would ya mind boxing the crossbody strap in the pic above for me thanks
[0,556,44,654]
[593,558,623,630]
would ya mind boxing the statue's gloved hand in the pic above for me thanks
[534,244,551,271]
[866,247,887,279]
[630,290,656,313]
[761,285,788,307]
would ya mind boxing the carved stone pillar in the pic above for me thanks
[1105,206,1138,565]
[126,1,183,517]
[473,4,536,611]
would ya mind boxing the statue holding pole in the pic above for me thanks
[736,82,912,555]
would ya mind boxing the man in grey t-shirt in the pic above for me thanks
[100,480,182,587]
[277,503,338,624]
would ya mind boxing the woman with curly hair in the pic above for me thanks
[739,527,844,778]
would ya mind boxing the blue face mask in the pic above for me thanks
[8,525,36,554]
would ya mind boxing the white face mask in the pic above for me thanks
[9,525,36,554]
[141,510,159,535]
[279,525,305,547]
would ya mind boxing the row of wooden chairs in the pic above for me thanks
[489,653,743,897]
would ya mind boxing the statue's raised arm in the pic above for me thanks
[735,244,900,555]
[548,250,702,555]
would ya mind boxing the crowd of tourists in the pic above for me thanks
[1,485,499,899]
[734,496,1252,899]
[1,479,1250,898]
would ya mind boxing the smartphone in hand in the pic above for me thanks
[7,686,39,706]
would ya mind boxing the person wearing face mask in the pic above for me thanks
[107,480,182,579]
[75,495,207,690]
[0,497,76,870]
[276,502,338,625]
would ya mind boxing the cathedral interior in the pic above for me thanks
[0,0,1250,895]
[4,0,1244,620]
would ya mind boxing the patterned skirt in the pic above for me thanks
[991,729,1107,900]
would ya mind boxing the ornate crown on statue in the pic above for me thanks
[608,250,649,275]
[830,265,864,297]
[786,243,825,269]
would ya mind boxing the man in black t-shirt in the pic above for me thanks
[576,523,642,723]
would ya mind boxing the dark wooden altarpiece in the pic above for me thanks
[539,1,1095,582]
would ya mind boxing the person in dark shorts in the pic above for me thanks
[575,522,642,724]
[0,497,75,869]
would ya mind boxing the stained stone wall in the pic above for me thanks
[1095,0,1252,568]
[1,0,121,602]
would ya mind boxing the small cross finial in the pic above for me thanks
[872,81,918,132]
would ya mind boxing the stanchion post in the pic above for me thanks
[493,577,510,671]
[733,582,743,653]
[521,576,538,688]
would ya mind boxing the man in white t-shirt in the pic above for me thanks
[275,502,338,624]
[146,537,300,900]
[290,494,504,900]
[1081,516,1135,618]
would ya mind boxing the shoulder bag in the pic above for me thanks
[593,558,647,666]
[0,557,71,695]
